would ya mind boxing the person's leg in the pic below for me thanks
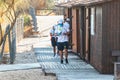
[53,46,56,57]
[56,44,60,56]
[57,42,64,63]
[59,50,63,63]
[54,39,59,57]
[64,42,69,63]
[64,49,68,59]
[51,37,56,57]
[55,37,59,56]
[64,49,68,63]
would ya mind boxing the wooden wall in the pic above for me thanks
[90,6,103,73]
[91,0,120,74]
[76,9,80,53]
[60,0,120,74]
[72,8,78,53]
[102,0,120,73]
[64,8,69,18]
[71,7,81,53]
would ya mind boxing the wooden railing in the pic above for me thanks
[112,51,120,80]
[24,27,33,37]
[0,18,24,64]
[114,62,120,80]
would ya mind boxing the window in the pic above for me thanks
[90,7,95,35]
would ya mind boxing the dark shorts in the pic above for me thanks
[51,37,57,47]
[57,42,69,51]
[63,41,69,49]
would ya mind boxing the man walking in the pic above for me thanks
[50,25,58,57]
[63,18,70,63]
[55,19,70,64]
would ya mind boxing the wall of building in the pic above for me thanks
[102,0,120,73]
[90,0,120,74]
[72,8,78,53]
[90,6,103,73]
[64,8,69,18]
[76,9,81,53]
[57,0,120,74]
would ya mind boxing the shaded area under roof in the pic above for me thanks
[55,0,113,7]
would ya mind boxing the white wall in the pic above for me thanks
[36,15,63,37]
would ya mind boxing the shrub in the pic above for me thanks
[24,15,31,26]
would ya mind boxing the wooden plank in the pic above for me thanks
[112,51,120,56]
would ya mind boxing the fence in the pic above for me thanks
[16,18,24,43]
[10,18,24,63]
[0,18,24,64]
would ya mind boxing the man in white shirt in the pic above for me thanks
[63,18,70,64]
[55,19,70,64]
[50,25,57,57]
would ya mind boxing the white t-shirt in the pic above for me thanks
[63,22,70,42]
[50,25,56,37]
[55,24,70,42]
[64,22,70,29]
[50,29,55,37]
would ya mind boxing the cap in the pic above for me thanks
[58,19,63,24]
[66,18,70,21]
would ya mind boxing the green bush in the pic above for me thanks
[24,15,31,26]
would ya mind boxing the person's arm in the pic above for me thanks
[50,33,53,36]
[63,32,70,36]
[50,29,53,40]
[63,26,70,36]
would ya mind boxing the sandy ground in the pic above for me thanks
[0,16,62,80]
[0,69,56,80]
[0,37,56,80]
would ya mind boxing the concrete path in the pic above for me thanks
[34,47,114,80]
[0,63,40,72]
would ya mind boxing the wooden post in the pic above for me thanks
[10,24,16,64]
[0,25,9,63]
[7,25,13,64]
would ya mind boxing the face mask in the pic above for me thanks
[58,23,63,27]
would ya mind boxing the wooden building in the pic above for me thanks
[56,0,120,74]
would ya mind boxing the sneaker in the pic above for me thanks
[65,59,68,64]
[53,53,55,57]
[61,60,63,64]
[55,54,58,58]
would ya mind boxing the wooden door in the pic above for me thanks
[85,8,91,62]
[68,8,72,49]
[76,9,80,53]
[79,6,85,59]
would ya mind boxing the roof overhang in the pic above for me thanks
[55,0,113,8]
[55,1,76,8]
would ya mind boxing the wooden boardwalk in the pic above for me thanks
[34,47,114,80]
